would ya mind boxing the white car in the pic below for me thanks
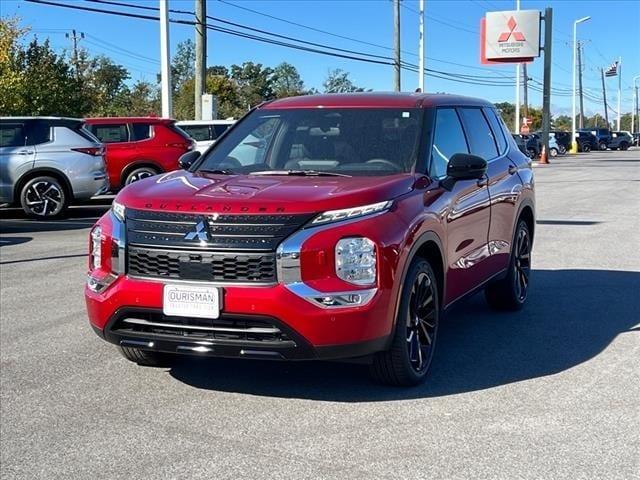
[176,120,235,154]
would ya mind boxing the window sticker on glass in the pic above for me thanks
[402,112,410,118]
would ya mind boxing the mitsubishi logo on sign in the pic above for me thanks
[484,10,540,60]
[498,16,526,42]
[184,220,209,242]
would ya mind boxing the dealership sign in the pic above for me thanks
[484,10,541,61]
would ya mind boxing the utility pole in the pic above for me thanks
[65,29,84,79]
[195,0,207,120]
[540,8,553,163]
[159,0,172,118]
[523,63,529,120]
[393,0,401,91]
[601,68,609,128]
[514,0,521,134]
[577,41,585,129]
[418,0,424,92]
[617,57,622,130]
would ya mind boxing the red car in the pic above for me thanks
[84,117,193,190]
[85,93,535,386]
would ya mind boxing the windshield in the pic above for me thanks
[196,108,422,176]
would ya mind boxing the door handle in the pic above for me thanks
[17,150,34,155]
[508,165,518,175]
[477,175,488,187]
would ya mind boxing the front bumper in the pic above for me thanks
[85,275,394,360]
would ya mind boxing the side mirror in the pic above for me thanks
[178,150,201,170]
[446,153,487,180]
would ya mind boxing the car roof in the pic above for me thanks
[84,117,174,124]
[261,92,495,110]
[176,120,235,125]
[0,116,82,122]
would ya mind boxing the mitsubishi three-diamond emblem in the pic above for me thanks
[184,221,209,242]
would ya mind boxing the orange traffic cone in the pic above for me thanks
[539,145,549,165]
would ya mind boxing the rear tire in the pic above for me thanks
[124,166,159,185]
[485,220,531,311]
[526,148,536,159]
[118,346,174,367]
[620,142,629,151]
[370,259,440,386]
[583,144,591,153]
[549,147,558,157]
[19,175,69,218]
[598,141,607,151]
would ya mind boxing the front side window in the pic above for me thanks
[0,123,26,148]
[429,108,468,178]
[459,108,499,161]
[483,108,508,155]
[197,109,422,176]
[90,124,129,143]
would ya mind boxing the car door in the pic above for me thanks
[471,107,523,275]
[427,108,492,306]
[0,121,34,202]
[88,123,130,188]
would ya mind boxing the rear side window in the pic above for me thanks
[213,123,231,138]
[459,108,499,161]
[0,123,26,147]
[90,124,129,143]
[26,121,51,146]
[181,125,211,141]
[430,108,469,178]
[483,108,508,155]
[130,123,152,141]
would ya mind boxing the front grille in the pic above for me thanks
[125,209,314,251]
[128,246,276,283]
[112,311,294,345]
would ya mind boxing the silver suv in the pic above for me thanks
[0,117,108,218]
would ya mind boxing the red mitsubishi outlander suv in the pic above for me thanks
[85,93,534,386]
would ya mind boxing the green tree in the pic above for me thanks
[83,55,130,116]
[322,69,364,93]
[619,113,633,132]
[271,62,305,98]
[170,39,194,93]
[552,115,571,131]
[230,61,274,109]
[125,80,160,116]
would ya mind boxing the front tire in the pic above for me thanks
[485,220,532,311]
[20,175,69,218]
[549,147,558,157]
[583,144,591,153]
[620,142,629,151]
[598,141,607,151]
[370,259,440,386]
[118,346,174,367]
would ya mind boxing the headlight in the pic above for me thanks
[335,237,376,286]
[112,200,125,222]
[311,201,392,226]
[90,225,102,270]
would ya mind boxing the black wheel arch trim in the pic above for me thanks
[14,167,74,203]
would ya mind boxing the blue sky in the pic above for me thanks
[3,0,639,116]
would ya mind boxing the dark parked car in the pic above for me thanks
[548,131,571,152]
[578,128,611,151]
[512,134,539,158]
[85,93,535,386]
[575,131,598,152]
[607,132,632,150]
[633,132,640,147]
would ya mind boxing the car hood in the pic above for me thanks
[116,170,417,215]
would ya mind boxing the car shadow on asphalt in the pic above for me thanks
[169,269,640,402]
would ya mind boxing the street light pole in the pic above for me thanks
[159,0,172,118]
[418,0,424,92]
[632,75,640,137]
[571,16,590,153]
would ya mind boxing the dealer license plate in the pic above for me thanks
[163,284,220,319]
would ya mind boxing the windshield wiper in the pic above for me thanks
[198,169,235,175]
[249,170,351,177]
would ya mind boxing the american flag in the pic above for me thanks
[605,61,618,77]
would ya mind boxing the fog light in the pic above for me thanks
[90,226,102,270]
[335,237,376,285]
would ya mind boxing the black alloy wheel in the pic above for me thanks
[485,220,532,311]
[20,176,68,218]
[371,259,440,386]
[406,271,438,373]
[599,141,608,151]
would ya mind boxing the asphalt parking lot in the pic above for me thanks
[1,150,639,479]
